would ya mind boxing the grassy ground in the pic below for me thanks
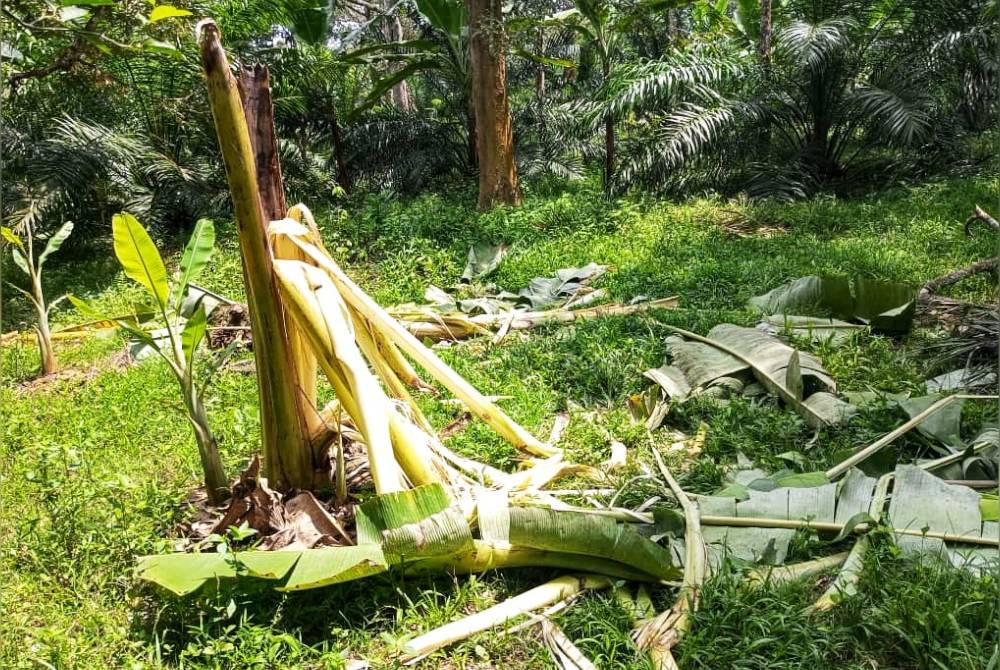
[2,175,998,669]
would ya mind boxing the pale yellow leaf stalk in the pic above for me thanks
[746,551,850,586]
[401,574,612,663]
[636,448,708,668]
[811,473,893,611]
[272,258,405,493]
[268,219,320,437]
[280,232,557,458]
[198,21,313,490]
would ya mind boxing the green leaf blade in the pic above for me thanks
[112,212,170,308]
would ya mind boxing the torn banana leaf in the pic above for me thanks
[508,263,608,310]
[758,315,867,347]
[896,394,966,451]
[926,368,999,393]
[461,243,507,282]
[662,325,849,427]
[138,486,680,595]
[888,466,998,572]
[680,468,878,567]
[749,275,915,334]
[355,483,474,561]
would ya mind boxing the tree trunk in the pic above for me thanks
[468,0,521,210]
[330,102,353,192]
[535,30,547,146]
[759,0,772,64]
[466,92,478,169]
[602,57,615,195]
[385,13,416,111]
[32,277,57,376]
[667,9,679,42]
[188,390,229,504]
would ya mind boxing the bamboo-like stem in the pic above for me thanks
[825,394,999,480]
[198,20,313,491]
[747,551,850,585]
[811,473,892,612]
[272,259,405,493]
[700,514,998,546]
[400,574,612,663]
[281,233,557,458]
[394,297,681,342]
[359,310,436,392]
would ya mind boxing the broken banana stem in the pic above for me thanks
[400,573,613,663]
[637,448,708,667]
[282,233,558,458]
[811,473,893,612]
[349,309,434,432]
[273,259,406,494]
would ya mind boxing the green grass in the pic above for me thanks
[2,175,998,668]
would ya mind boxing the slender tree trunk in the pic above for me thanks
[468,0,521,210]
[602,57,615,196]
[385,12,416,111]
[667,9,679,42]
[466,92,478,169]
[187,388,228,503]
[329,102,353,192]
[535,30,547,146]
[759,0,772,64]
[34,308,56,375]
[31,274,57,375]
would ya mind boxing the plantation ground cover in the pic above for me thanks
[1,175,998,669]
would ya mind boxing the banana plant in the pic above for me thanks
[77,213,229,503]
[1,220,74,375]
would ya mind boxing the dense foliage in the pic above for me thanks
[3,0,995,237]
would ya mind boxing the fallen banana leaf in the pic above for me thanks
[887,465,999,570]
[461,242,507,282]
[757,315,867,346]
[811,472,892,611]
[750,275,916,333]
[927,368,998,393]
[825,394,999,480]
[661,324,842,428]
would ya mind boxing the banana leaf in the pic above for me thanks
[662,325,847,427]
[749,275,915,333]
[887,466,996,570]
[460,243,507,282]
[758,315,867,347]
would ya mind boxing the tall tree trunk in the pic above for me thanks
[468,0,521,210]
[667,9,679,43]
[384,8,416,111]
[759,0,772,64]
[602,57,615,196]
[329,100,353,192]
[535,30,547,146]
[466,92,478,170]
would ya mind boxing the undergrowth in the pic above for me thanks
[1,175,997,668]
